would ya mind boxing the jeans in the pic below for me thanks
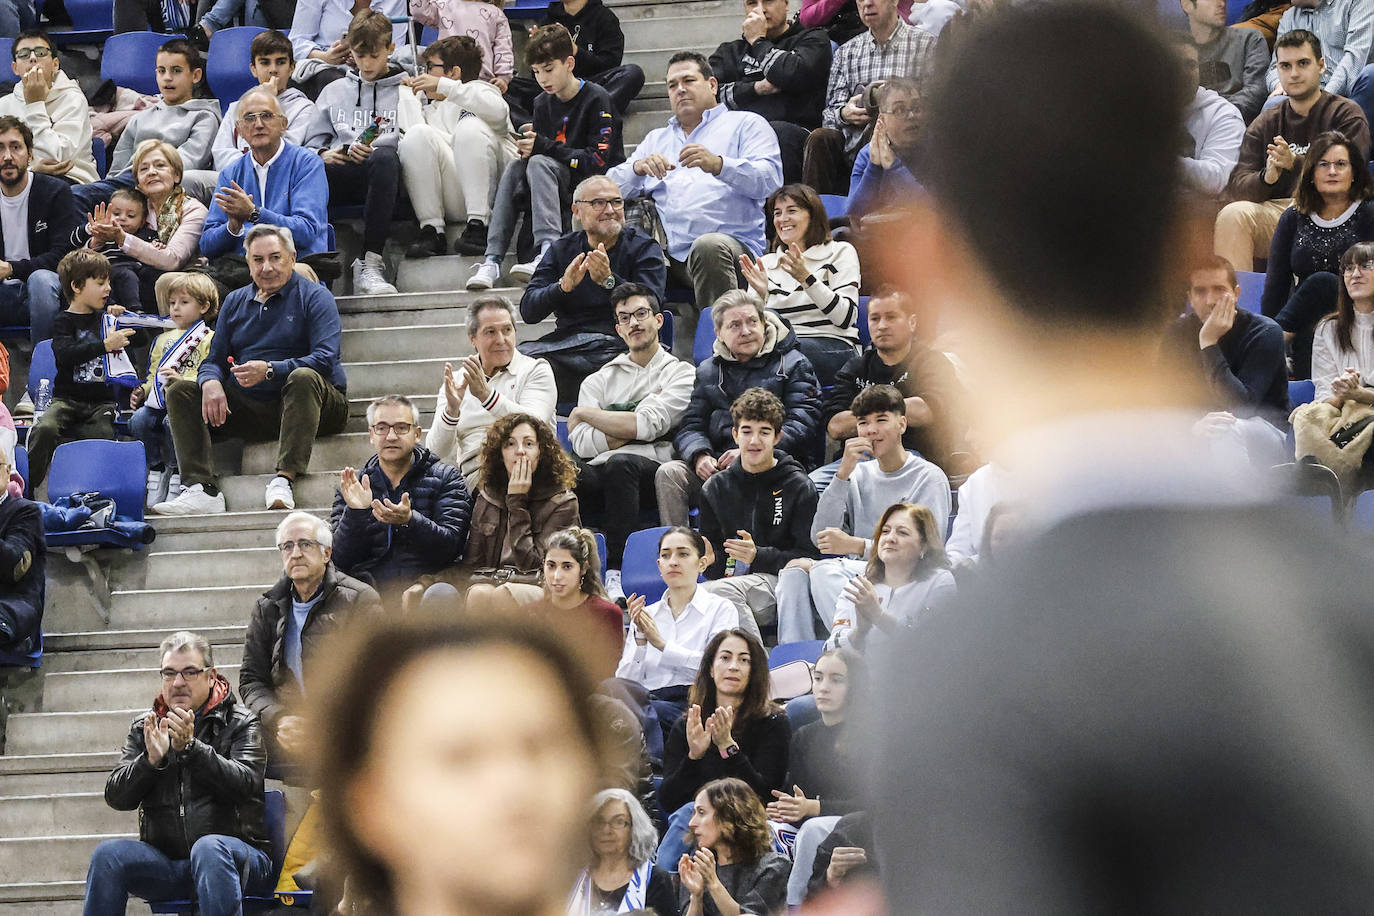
[83,834,274,916]
[795,335,860,388]
[199,0,267,31]
[654,802,695,872]
[787,816,842,906]
[128,404,174,469]
[1351,64,1374,133]
[0,0,36,39]
[485,154,571,262]
[0,270,62,343]
[575,452,661,566]
[325,145,400,257]
[72,173,137,215]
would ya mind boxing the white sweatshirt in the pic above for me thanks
[569,345,696,466]
[0,72,96,185]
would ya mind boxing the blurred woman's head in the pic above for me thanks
[865,502,948,584]
[542,526,604,601]
[585,788,658,868]
[688,778,773,864]
[657,526,709,589]
[688,629,772,723]
[478,414,577,495]
[308,614,608,914]
[812,647,862,722]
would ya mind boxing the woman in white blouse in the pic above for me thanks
[615,527,739,749]
[1313,241,1374,405]
[739,184,861,384]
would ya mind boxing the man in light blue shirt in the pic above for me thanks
[608,51,782,352]
[1267,0,1374,98]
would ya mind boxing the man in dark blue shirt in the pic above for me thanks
[154,224,348,515]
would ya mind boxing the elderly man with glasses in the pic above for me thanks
[329,394,472,604]
[84,630,275,915]
[519,174,667,401]
[240,512,382,769]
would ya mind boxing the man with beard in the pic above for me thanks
[0,114,73,347]
[847,77,925,224]
[518,175,667,401]
[84,631,274,915]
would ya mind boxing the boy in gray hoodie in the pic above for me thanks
[316,9,422,296]
[73,39,222,212]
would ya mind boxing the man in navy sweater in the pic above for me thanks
[154,225,348,516]
[519,175,666,401]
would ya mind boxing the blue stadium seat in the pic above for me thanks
[620,525,671,604]
[92,136,107,178]
[150,789,288,914]
[1273,460,1343,526]
[693,305,714,364]
[1226,0,1249,23]
[659,308,674,350]
[505,0,550,20]
[14,444,27,498]
[1289,379,1316,407]
[595,531,607,576]
[27,339,55,403]
[0,625,41,669]
[819,193,849,223]
[555,418,572,452]
[768,639,824,668]
[0,40,12,83]
[420,25,438,45]
[1349,489,1374,534]
[856,295,869,346]
[101,32,171,97]
[1236,270,1264,313]
[46,440,149,551]
[206,27,269,114]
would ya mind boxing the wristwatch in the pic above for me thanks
[600,273,616,290]
[720,742,741,759]
[264,364,275,381]
[248,205,261,224]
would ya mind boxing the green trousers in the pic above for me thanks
[25,397,117,488]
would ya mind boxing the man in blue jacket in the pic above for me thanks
[199,88,330,282]
[330,394,473,604]
[154,224,347,516]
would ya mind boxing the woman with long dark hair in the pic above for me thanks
[1313,241,1374,405]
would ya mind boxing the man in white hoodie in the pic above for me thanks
[1177,34,1245,199]
[398,35,516,259]
[0,30,97,186]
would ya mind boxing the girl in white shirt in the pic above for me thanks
[1313,241,1374,404]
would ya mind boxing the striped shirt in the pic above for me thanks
[823,19,937,153]
[763,239,861,342]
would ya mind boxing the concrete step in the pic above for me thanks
[6,710,143,758]
[0,794,134,839]
[45,625,248,655]
[341,323,474,363]
[106,546,279,592]
[40,665,243,715]
[242,433,370,477]
[345,395,439,433]
[0,771,111,799]
[344,357,453,401]
[395,253,525,294]
[44,585,267,634]
[0,834,133,886]
[0,754,119,799]
[41,642,244,674]
[0,896,85,912]
[335,286,530,316]
[146,510,325,553]
[218,471,338,513]
[621,15,737,52]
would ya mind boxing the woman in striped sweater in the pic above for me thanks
[740,184,861,385]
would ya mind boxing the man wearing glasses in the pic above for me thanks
[240,511,381,767]
[567,282,695,566]
[519,174,667,401]
[0,29,97,185]
[848,77,925,225]
[85,630,275,914]
[330,394,472,602]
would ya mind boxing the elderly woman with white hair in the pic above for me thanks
[237,510,382,766]
[0,425,43,655]
[567,787,679,915]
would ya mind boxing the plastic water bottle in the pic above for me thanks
[35,379,51,418]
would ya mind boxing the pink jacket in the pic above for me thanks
[119,194,208,272]
[410,0,514,81]
[800,0,914,30]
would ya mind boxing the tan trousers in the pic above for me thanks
[1214,197,1293,273]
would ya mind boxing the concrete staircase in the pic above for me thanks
[0,1,742,909]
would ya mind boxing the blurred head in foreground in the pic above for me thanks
[308,613,607,915]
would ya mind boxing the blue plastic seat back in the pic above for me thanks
[595,531,607,577]
[101,32,171,97]
[768,639,825,668]
[1289,379,1315,408]
[420,25,438,45]
[555,419,572,452]
[92,136,107,178]
[856,296,870,346]
[1235,270,1264,314]
[0,624,41,668]
[693,305,715,364]
[48,439,147,523]
[207,27,269,114]
[63,0,115,31]
[1350,490,1374,534]
[819,193,849,220]
[27,339,55,403]
[621,526,671,605]
[659,308,674,350]
[0,41,12,83]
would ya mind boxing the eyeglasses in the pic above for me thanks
[160,667,207,681]
[277,538,322,554]
[424,61,445,72]
[615,306,654,325]
[237,111,281,125]
[880,103,922,120]
[13,48,53,60]
[574,197,624,210]
[1344,260,1374,275]
[370,421,415,437]
[1317,159,1351,171]
[592,815,631,830]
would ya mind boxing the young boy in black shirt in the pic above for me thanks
[26,249,135,488]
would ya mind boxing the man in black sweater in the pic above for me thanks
[710,0,832,182]
[0,428,43,656]
[1165,256,1289,457]
[505,0,645,126]
[698,388,819,640]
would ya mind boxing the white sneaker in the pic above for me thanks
[145,469,168,509]
[166,473,182,501]
[265,475,295,510]
[508,258,540,284]
[13,391,33,418]
[352,256,398,296]
[604,568,624,602]
[466,261,500,290]
[151,483,226,516]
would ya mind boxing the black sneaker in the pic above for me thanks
[455,219,488,256]
[186,23,211,51]
[406,225,446,259]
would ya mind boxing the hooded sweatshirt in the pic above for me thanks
[1182,86,1245,198]
[109,97,223,175]
[212,88,334,170]
[541,0,628,77]
[699,451,821,577]
[0,71,97,185]
[316,65,422,149]
[420,76,512,140]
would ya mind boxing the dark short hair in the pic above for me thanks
[766,184,831,251]
[346,9,394,54]
[425,35,482,82]
[0,115,33,151]
[1295,131,1373,215]
[869,282,912,312]
[249,28,293,64]
[667,51,712,81]
[657,525,706,557]
[923,1,1187,331]
[1275,27,1322,60]
[58,248,111,301]
[526,23,575,66]
[610,282,661,315]
[109,187,148,217]
[157,37,202,71]
[1188,253,1238,290]
[851,384,905,419]
[12,28,53,57]
[730,387,784,432]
